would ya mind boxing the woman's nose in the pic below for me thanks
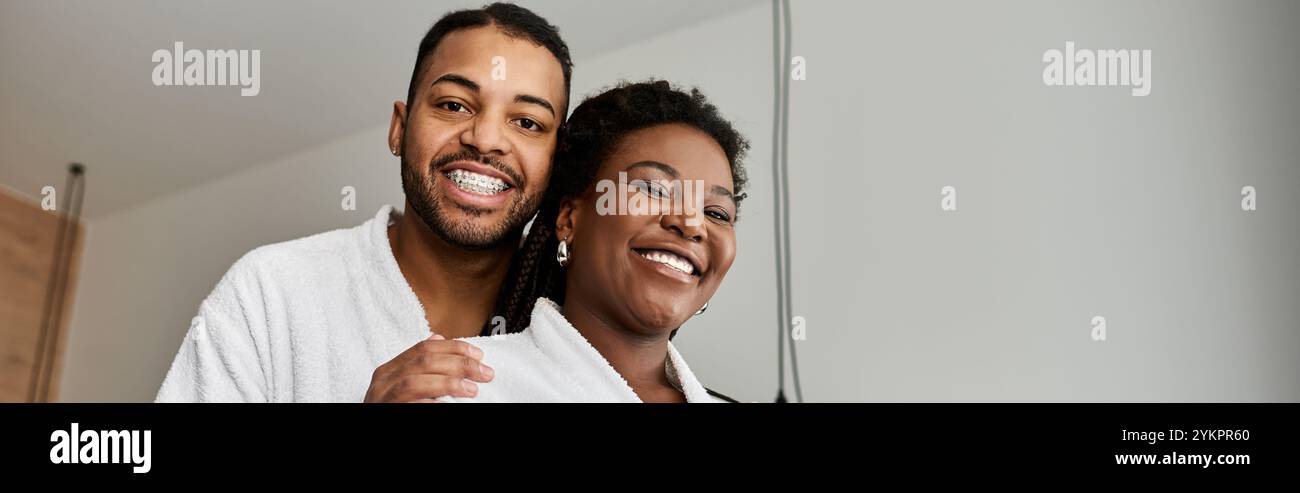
[660,208,706,242]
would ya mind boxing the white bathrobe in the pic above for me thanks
[155,205,731,403]
[155,206,434,402]
[440,298,728,403]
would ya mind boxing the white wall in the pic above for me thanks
[61,0,1300,402]
[782,0,1299,401]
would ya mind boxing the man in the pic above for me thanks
[155,3,572,402]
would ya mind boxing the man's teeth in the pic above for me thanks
[639,250,695,275]
[446,169,509,195]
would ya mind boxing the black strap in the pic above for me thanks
[705,387,740,403]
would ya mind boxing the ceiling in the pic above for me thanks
[0,0,761,218]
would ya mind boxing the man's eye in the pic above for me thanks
[706,208,732,223]
[438,102,468,113]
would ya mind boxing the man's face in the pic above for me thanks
[391,26,566,250]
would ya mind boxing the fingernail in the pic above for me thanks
[428,333,444,340]
[463,380,478,395]
[480,364,494,380]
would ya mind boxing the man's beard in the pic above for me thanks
[401,148,538,251]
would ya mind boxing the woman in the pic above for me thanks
[443,80,749,403]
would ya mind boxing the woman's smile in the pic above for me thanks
[630,247,700,284]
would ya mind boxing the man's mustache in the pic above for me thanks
[429,150,524,189]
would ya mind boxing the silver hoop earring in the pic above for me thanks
[695,302,708,316]
[556,236,570,267]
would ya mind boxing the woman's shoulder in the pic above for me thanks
[455,330,550,375]
[456,330,530,354]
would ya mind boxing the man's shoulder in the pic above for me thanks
[191,207,401,343]
[222,209,389,288]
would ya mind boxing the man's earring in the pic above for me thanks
[390,147,399,156]
[695,302,709,316]
[556,236,570,267]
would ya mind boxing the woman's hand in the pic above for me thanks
[363,334,494,402]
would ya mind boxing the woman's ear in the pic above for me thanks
[555,196,580,242]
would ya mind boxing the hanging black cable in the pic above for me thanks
[770,0,788,404]
[27,163,84,403]
[771,0,803,403]
[779,0,803,404]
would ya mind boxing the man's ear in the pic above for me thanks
[388,100,407,156]
[555,196,580,243]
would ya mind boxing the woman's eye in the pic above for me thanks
[633,180,669,198]
[706,208,732,223]
[515,118,540,131]
[438,102,468,113]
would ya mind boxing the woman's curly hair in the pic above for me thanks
[482,79,750,335]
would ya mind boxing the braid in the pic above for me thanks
[483,203,564,336]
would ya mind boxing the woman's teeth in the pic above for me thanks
[445,169,509,195]
[639,249,696,275]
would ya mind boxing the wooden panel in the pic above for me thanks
[0,186,83,402]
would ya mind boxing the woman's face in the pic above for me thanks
[558,123,738,337]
